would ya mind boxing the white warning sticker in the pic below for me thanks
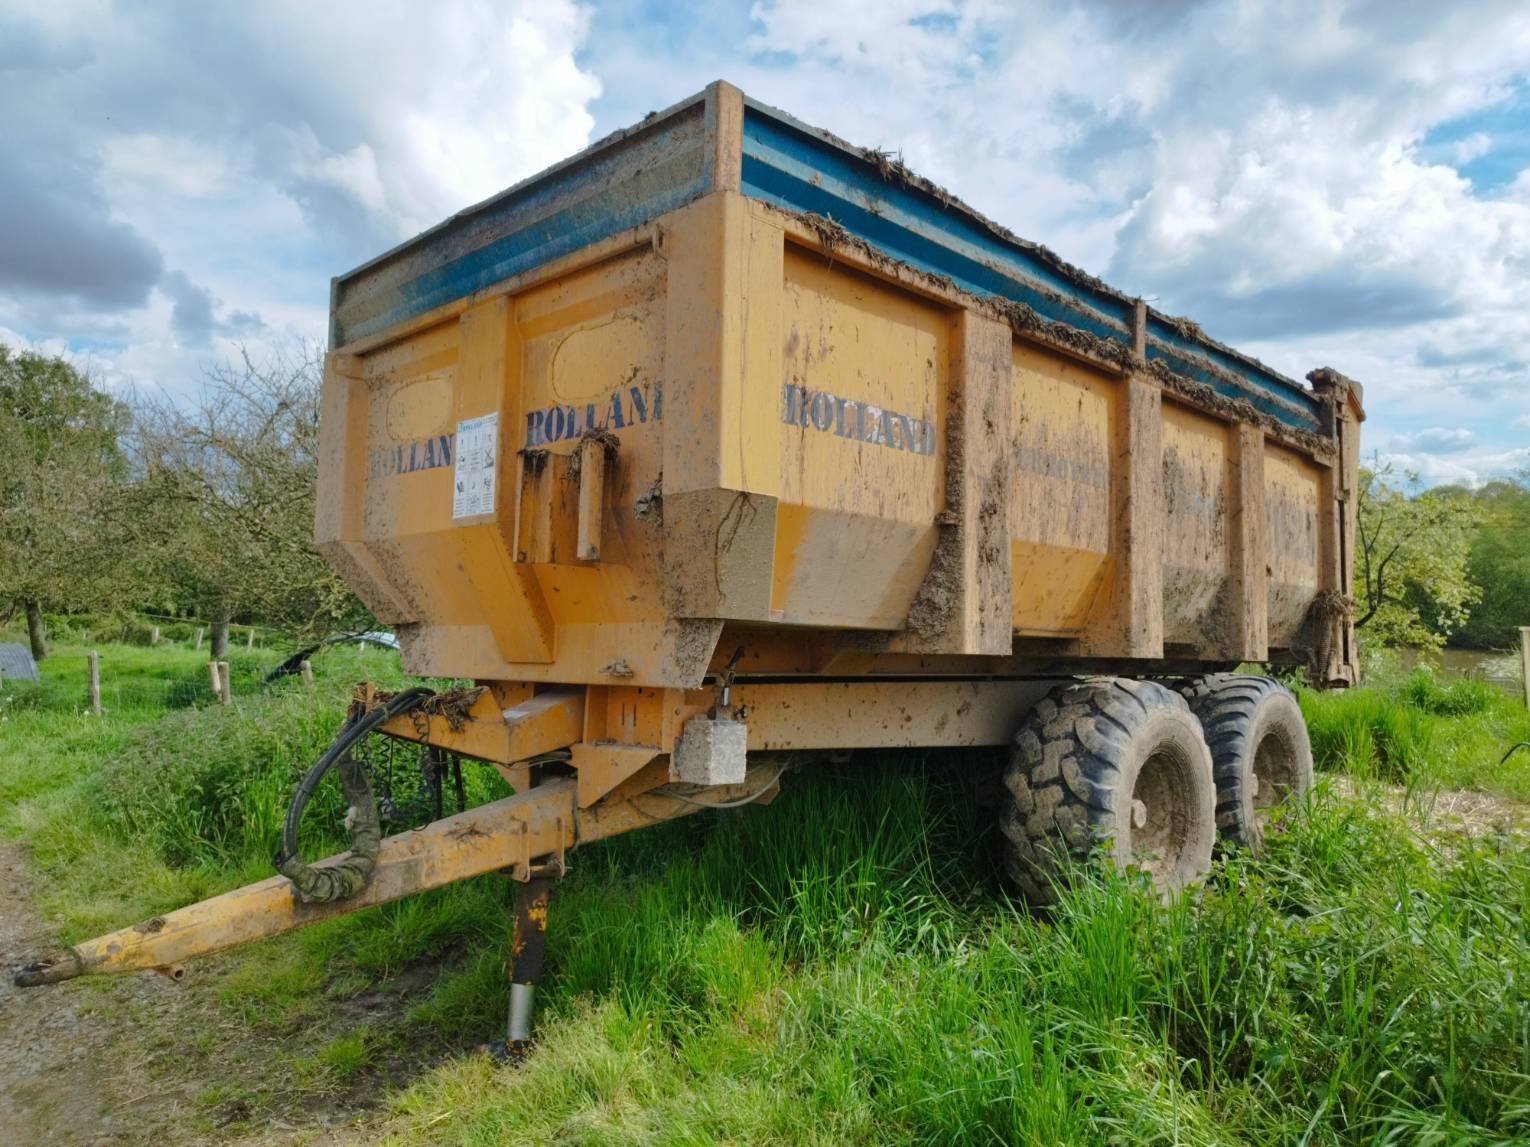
[451,412,499,519]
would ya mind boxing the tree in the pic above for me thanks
[1353,464,1482,649]
[0,346,130,659]
[129,345,369,648]
[1453,474,1530,650]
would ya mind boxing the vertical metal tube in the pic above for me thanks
[506,873,554,1045]
[508,983,536,1042]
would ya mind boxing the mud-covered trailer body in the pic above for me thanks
[17,84,1361,1020]
[320,82,1361,714]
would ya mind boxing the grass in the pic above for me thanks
[1,640,1527,1142]
[1301,663,1530,799]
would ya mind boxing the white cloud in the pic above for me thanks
[100,135,232,199]
[1378,446,1530,487]
[1451,131,1493,164]
[727,0,1530,482]
[0,0,601,394]
[1393,428,1478,453]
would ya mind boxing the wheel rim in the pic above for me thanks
[1251,727,1299,809]
[1125,745,1195,886]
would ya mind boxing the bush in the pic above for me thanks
[91,643,490,870]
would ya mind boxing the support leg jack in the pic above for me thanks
[482,864,559,1066]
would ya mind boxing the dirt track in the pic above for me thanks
[0,842,374,1145]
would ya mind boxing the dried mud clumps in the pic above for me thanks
[1300,590,1355,686]
[1142,359,1335,460]
[987,298,1134,373]
[1165,314,1205,342]
[1306,367,1367,430]
[904,381,967,644]
[794,210,958,294]
[905,529,962,642]
[417,686,488,731]
[371,685,486,733]
[570,427,621,480]
[860,146,956,209]
[670,618,726,687]
[633,474,663,523]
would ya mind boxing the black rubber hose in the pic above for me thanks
[273,687,433,903]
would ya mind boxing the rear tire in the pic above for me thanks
[1176,674,1313,853]
[1001,679,1216,907]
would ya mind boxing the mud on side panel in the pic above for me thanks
[345,245,675,679]
[1264,443,1323,649]
[1159,401,1232,648]
[511,246,668,630]
[1007,344,1114,636]
[770,245,949,629]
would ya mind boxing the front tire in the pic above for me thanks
[1176,674,1313,853]
[1001,679,1217,906]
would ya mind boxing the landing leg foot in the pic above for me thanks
[479,1037,535,1066]
[483,867,557,1062]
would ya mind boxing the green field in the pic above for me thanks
[1,640,1527,1143]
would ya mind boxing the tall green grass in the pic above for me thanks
[388,771,1529,1144]
[1302,665,1530,798]
[1,648,1527,1142]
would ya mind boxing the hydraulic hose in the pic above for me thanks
[274,686,433,904]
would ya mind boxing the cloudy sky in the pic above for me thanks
[3,0,1528,485]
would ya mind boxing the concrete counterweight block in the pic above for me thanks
[673,715,748,786]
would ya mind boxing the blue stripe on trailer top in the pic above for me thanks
[739,107,1321,433]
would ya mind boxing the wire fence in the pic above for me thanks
[0,649,286,716]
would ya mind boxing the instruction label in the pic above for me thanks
[452,412,498,519]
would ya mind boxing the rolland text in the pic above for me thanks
[781,383,936,455]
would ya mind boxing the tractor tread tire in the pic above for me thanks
[1176,673,1313,853]
[1001,679,1216,907]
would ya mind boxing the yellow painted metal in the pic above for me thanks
[572,743,663,809]
[374,686,584,777]
[372,678,1058,767]
[1009,343,1113,636]
[1263,442,1324,649]
[1160,400,1232,648]
[321,185,1358,686]
[19,780,579,982]
[21,759,802,984]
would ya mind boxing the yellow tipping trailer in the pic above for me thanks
[19,83,1363,1058]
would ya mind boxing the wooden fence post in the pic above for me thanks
[1520,626,1529,711]
[148,625,160,647]
[299,659,315,692]
[218,661,232,706]
[87,651,102,716]
[207,661,222,697]
[247,627,256,649]
[193,626,205,651]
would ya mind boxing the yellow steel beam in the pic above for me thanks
[16,778,580,985]
[375,686,584,766]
